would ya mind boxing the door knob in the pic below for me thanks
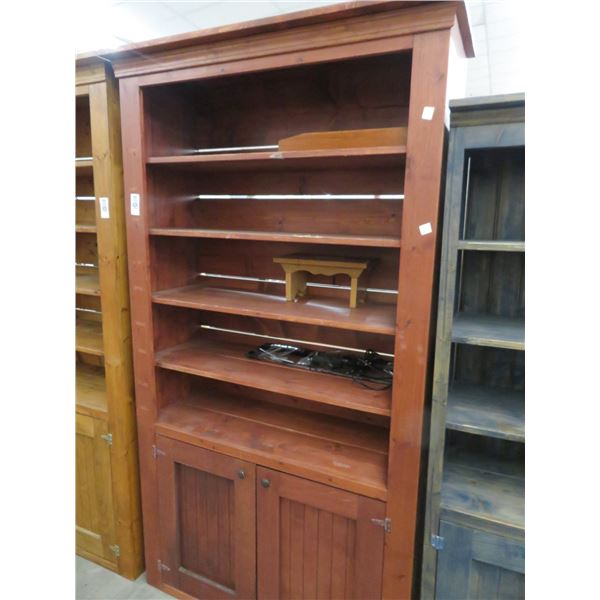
[261,478,271,488]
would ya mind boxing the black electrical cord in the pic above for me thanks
[247,343,393,389]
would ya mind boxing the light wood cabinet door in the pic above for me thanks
[435,521,525,599]
[76,412,117,566]
[257,467,386,600]
[156,436,257,599]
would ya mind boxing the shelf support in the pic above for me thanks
[382,27,453,600]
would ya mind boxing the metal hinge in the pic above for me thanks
[157,559,171,572]
[109,544,120,557]
[371,517,392,533]
[100,433,113,446]
[431,534,445,550]
[152,445,165,458]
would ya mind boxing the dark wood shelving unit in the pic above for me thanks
[109,3,473,598]
[422,94,525,600]
[75,58,143,579]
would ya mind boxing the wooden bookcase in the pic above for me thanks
[75,58,144,579]
[421,94,525,599]
[106,2,473,598]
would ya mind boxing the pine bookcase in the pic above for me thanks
[105,2,473,597]
[421,94,525,599]
[75,58,144,579]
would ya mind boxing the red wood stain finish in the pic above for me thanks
[111,2,472,598]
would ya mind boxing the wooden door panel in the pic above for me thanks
[435,521,524,600]
[257,467,385,600]
[156,435,256,599]
[75,413,117,565]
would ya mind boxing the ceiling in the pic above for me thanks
[75,1,524,97]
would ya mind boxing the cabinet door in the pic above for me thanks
[435,521,525,600]
[257,467,385,600]
[156,436,256,599]
[76,412,117,566]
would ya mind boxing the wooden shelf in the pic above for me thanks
[76,319,104,356]
[156,337,391,416]
[447,383,524,442]
[156,392,388,500]
[441,449,524,531]
[76,223,97,234]
[75,159,93,175]
[76,363,108,418]
[452,314,524,350]
[147,145,406,172]
[457,240,525,252]
[149,227,401,248]
[153,285,396,335]
[76,272,101,296]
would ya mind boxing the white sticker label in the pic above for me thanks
[130,193,140,216]
[422,106,435,120]
[99,197,110,219]
[419,222,433,236]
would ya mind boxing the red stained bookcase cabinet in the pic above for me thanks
[105,2,473,598]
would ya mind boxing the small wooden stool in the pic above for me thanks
[273,254,370,308]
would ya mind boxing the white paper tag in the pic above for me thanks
[130,193,140,216]
[99,197,110,219]
[421,106,435,120]
[419,222,433,236]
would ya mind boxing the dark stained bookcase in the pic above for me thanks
[421,94,525,600]
[105,2,473,598]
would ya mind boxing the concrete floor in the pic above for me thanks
[76,557,171,599]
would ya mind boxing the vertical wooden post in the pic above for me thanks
[383,28,452,599]
[88,67,144,580]
[118,77,161,585]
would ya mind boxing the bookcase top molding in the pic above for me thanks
[77,0,473,81]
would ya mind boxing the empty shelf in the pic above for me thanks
[452,314,524,350]
[447,383,524,442]
[149,228,401,248]
[76,363,107,417]
[156,392,388,500]
[76,224,97,234]
[76,319,104,356]
[441,450,524,531]
[457,240,525,252]
[76,273,101,296]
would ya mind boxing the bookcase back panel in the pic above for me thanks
[76,174,94,196]
[76,200,96,225]
[148,166,403,238]
[461,147,525,242]
[77,294,102,315]
[457,251,524,318]
[76,96,92,157]
[150,237,400,305]
[446,431,524,469]
[144,52,411,156]
[76,232,99,268]
[452,346,524,392]
[152,303,395,355]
